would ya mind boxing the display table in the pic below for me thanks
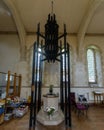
[43,94,59,112]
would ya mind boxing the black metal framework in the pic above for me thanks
[29,12,71,129]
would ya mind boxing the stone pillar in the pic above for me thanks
[20,45,26,61]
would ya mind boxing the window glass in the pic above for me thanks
[87,49,96,82]
[36,48,41,81]
[62,49,68,81]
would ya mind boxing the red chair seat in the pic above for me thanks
[76,103,86,110]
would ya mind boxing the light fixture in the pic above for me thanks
[36,1,67,62]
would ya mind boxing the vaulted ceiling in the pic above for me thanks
[0,0,104,35]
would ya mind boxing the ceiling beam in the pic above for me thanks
[3,0,26,61]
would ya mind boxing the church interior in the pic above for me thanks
[0,0,104,130]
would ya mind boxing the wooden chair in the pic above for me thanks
[70,93,89,116]
[76,94,89,116]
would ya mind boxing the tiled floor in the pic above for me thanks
[0,105,104,130]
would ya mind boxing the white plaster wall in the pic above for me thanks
[73,62,88,86]
[20,87,31,99]
[0,35,20,72]
[43,62,60,86]
[95,51,103,87]
[13,61,29,86]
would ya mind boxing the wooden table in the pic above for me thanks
[93,91,103,104]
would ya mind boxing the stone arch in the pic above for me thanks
[3,0,26,61]
[85,44,102,57]
[77,0,103,59]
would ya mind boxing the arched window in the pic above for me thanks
[87,49,96,83]
[87,46,102,86]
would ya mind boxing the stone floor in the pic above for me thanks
[0,105,104,130]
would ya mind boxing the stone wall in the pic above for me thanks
[0,34,104,101]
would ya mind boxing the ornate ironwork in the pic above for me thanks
[29,3,71,129]
[45,14,59,62]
